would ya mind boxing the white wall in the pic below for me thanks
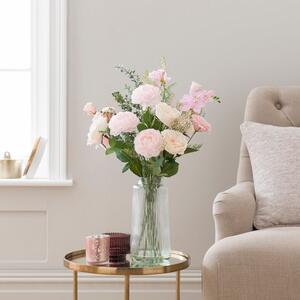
[1,0,300,298]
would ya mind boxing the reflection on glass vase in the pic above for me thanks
[130,176,171,266]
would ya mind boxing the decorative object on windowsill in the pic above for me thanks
[85,234,110,265]
[23,136,47,179]
[83,59,220,266]
[104,232,130,266]
[0,152,22,179]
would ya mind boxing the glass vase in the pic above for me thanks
[130,176,171,266]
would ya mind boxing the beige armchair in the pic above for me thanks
[202,86,300,300]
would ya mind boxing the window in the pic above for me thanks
[0,0,68,183]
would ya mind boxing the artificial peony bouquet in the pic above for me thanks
[83,61,219,179]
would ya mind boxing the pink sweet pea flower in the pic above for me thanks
[180,82,215,113]
[148,69,171,87]
[180,94,203,113]
[189,82,202,97]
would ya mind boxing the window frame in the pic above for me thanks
[0,0,71,186]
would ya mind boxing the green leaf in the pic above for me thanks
[122,163,130,173]
[137,123,148,131]
[184,145,202,154]
[116,150,130,163]
[105,147,115,155]
[152,117,164,130]
[128,161,143,177]
[161,161,179,177]
[109,137,117,148]
[109,137,127,150]
[142,108,154,127]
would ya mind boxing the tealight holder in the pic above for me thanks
[104,232,130,266]
[85,234,110,265]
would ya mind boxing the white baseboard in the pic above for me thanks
[0,269,202,300]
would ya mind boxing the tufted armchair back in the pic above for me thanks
[237,86,300,183]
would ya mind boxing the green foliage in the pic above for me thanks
[115,65,142,88]
[213,95,221,103]
[161,161,179,177]
[142,108,154,126]
[184,144,202,155]
[106,135,143,177]
[137,123,148,132]
[161,82,175,103]
[112,91,133,112]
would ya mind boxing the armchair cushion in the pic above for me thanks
[241,121,300,229]
[202,227,300,300]
[213,182,255,241]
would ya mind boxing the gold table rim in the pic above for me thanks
[64,250,190,275]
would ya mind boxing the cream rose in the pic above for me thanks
[155,102,181,127]
[162,129,188,155]
[87,116,108,145]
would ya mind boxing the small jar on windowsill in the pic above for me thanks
[0,152,22,179]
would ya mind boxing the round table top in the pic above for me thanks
[64,250,190,275]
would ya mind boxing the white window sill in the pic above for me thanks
[0,179,73,187]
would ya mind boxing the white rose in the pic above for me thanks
[155,102,181,127]
[87,116,108,145]
[131,84,162,108]
[162,129,188,155]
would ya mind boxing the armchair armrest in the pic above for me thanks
[213,181,256,241]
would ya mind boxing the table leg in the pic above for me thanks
[73,271,78,300]
[176,271,180,300]
[124,274,130,300]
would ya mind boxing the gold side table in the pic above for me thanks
[64,250,190,300]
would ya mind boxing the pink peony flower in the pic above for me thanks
[131,84,162,108]
[180,82,215,113]
[192,114,211,132]
[148,69,171,87]
[134,129,164,159]
[83,102,97,116]
[108,112,139,136]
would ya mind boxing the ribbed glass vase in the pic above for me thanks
[130,176,171,266]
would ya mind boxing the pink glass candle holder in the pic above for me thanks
[85,234,110,265]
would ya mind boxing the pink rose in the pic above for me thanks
[131,84,162,108]
[192,114,211,132]
[134,129,164,159]
[83,102,97,116]
[148,69,171,87]
[108,112,139,136]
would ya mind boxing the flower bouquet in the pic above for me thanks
[84,60,219,265]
